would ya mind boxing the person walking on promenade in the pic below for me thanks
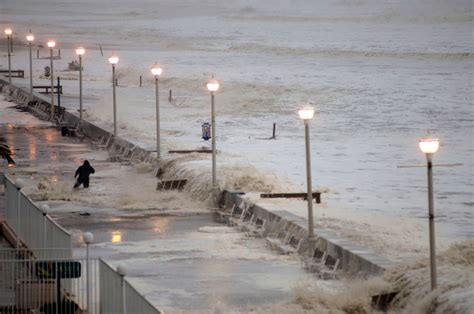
[73,160,95,188]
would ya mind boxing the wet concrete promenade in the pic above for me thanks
[0,98,316,311]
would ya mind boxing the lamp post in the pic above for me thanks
[4,28,12,85]
[76,47,85,130]
[108,55,119,137]
[206,78,219,200]
[419,137,440,290]
[298,106,316,239]
[47,40,56,120]
[26,33,34,94]
[151,63,163,158]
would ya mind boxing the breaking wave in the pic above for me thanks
[168,241,474,313]
[383,240,474,313]
[157,154,294,204]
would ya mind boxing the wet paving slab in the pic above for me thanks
[60,211,310,310]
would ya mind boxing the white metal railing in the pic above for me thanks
[0,251,161,313]
[0,252,100,313]
[125,280,161,314]
[100,259,123,314]
[4,175,18,233]
[99,259,161,314]
[0,248,71,262]
[1,174,160,313]
[3,175,72,259]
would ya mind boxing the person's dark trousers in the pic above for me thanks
[74,179,90,188]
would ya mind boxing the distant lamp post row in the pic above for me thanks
[4,28,57,119]
[4,28,12,84]
[2,29,87,132]
[25,36,86,127]
[418,137,439,290]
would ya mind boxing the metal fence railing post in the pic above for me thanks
[117,265,127,314]
[14,179,24,248]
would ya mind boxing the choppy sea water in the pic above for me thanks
[1,0,472,238]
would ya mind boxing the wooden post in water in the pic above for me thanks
[272,123,276,139]
[169,89,172,102]
[99,45,103,56]
[37,49,39,59]
[139,75,142,87]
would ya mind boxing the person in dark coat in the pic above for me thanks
[73,160,95,188]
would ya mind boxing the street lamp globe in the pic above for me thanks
[47,40,56,48]
[151,64,162,76]
[26,34,35,42]
[4,28,12,36]
[14,178,25,189]
[40,204,50,213]
[298,106,315,120]
[83,232,94,244]
[419,138,439,155]
[108,55,119,65]
[117,264,128,276]
[207,79,219,92]
[76,47,85,56]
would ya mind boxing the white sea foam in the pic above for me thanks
[384,240,474,313]
[157,154,294,204]
[167,241,473,313]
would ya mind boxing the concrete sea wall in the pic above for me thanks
[223,190,396,275]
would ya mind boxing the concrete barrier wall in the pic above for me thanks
[222,190,396,275]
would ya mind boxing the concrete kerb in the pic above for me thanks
[222,190,397,276]
[1,76,396,276]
